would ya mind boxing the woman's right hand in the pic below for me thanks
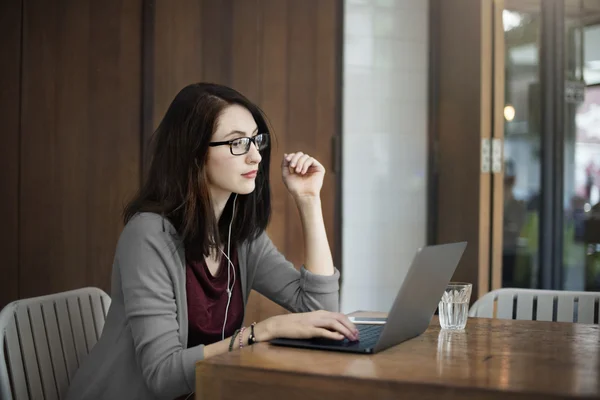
[256,310,360,342]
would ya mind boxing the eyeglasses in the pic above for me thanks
[209,133,270,156]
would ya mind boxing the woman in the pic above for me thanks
[65,83,358,400]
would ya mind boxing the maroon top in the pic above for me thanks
[185,248,244,347]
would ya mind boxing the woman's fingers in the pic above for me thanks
[300,157,315,174]
[312,327,345,341]
[283,152,325,175]
[274,311,360,341]
[325,320,358,341]
[312,311,359,340]
[334,313,359,337]
[288,152,305,169]
[293,154,311,174]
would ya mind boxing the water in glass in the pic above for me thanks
[438,283,472,330]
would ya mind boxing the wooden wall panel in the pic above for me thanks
[286,0,319,269]
[231,0,261,98]
[152,0,204,130]
[149,0,342,324]
[435,0,493,299]
[201,0,233,85]
[20,0,79,298]
[86,0,142,291]
[248,0,292,324]
[0,0,22,308]
[19,0,141,298]
[230,0,276,325]
[2,0,341,322]
[478,0,493,298]
[315,0,339,268]
[491,0,506,291]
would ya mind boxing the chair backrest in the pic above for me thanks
[0,287,111,400]
[469,288,600,324]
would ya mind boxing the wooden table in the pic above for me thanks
[195,313,600,399]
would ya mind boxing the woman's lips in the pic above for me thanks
[242,170,258,179]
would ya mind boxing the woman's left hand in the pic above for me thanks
[282,152,325,200]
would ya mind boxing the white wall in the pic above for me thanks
[341,0,429,313]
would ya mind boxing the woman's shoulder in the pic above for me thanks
[117,212,180,249]
[115,212,184,264]
[123,212,178,235]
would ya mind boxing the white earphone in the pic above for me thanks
[184,194,238,400]
[220,193,238,340]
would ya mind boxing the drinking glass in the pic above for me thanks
[438,283,472,330]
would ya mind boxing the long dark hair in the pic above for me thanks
[123,83,272,260]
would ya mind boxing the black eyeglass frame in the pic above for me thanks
[208,133,270,156]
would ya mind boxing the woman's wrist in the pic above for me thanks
[232,320,273,350]
[254,318,275,342]
[293,195,321,211]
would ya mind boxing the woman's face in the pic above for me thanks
[206,104,263,201]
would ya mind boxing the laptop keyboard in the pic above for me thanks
[308,324,383,348]
[356,324,383,343]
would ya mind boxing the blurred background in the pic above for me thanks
[1,0,600,322]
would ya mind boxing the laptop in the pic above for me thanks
[269,242,467,354]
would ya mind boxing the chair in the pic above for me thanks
[0,287,111,400]
[469,288,600,324]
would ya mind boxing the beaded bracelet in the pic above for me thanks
[238,326,247,349]
[229,329,241,352]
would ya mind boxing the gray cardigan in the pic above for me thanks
[65,213,340,400]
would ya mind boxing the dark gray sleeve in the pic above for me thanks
[248,232,340,313]
[117,217,203,399]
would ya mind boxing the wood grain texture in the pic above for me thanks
[4,0,340,321]
[478,0,492,298]
[0,0,22,308]
[19,0,141,298]
[436,0,493,300]
[87,0,142,293]
[491,0,507,290]
[284,0,317,272]
[151,0,203,131]
[149,0,341,324]
[197,315,600,399]
[244,0,291,325]
[200,0,233,85]
[315,0,339,271]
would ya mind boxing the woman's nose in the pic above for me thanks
[246,142,262,164]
